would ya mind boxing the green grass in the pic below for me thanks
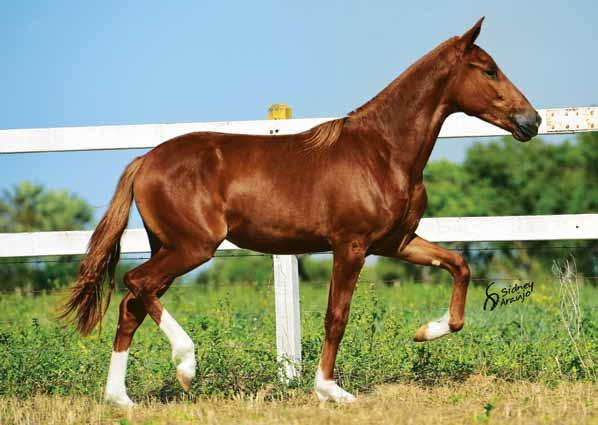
[0,277,596,401]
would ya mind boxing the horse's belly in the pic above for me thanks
[226,228,331,255]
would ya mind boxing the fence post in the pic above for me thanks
[268,103,301,381]
[272,255,301,380]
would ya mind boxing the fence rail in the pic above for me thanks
[0,107,596,154]
[1,214,597,259]
[1,106,597,380]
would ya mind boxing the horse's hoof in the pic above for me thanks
[314,381,356,403]
[413,317,452,342]
[105,392,135,408]
[177,367,193,392]
[315,387,357,403]
[413,324,429,342]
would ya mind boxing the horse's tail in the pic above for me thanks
[61,156,145,335]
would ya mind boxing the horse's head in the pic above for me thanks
[448,18,541,142]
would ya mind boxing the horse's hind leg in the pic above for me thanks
[104,293,146,406]
[393,234,470,341]
[123,236,220,392]
[105,229,160,406]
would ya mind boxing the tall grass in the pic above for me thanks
[0,274,596,400]
[552,256,596,379]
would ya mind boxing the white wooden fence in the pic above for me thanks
[1,106,597,379]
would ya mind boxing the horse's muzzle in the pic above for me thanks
[512,110,541,142]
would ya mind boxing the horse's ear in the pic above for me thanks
[459,17,484,50]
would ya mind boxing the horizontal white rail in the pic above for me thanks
[416,214,598,242]
[0,229,237,258]
[0,107,596,154]
[1,214,596,258]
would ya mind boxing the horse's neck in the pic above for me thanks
[348,45,456,180]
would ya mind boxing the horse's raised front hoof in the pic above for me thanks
[413,312,452,342]
[105,392,135,408]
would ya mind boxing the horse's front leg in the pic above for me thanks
[315,240,366,403]
[387,234,470,341]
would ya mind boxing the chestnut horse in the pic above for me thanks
[62,18,540,405]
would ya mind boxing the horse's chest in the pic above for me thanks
[371,184,427,253]
[388,181,426,222]
[390,200,422,236]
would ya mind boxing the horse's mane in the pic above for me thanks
[294,37,459,150]
[300,117,346,150]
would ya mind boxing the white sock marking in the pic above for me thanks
[425,310,451,340]
[431,259,441,266]
[105,350,134,406]
[314,366,356,403]
[159,309,196,382]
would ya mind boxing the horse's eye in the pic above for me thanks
[484,69,497,79]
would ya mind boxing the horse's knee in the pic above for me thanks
[452,254,470,282]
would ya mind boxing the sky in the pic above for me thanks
[0,0,596,228]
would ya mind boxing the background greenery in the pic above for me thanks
[0,181,92,292]
[0,279,596,398]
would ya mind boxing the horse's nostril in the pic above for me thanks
[535,111,542,128]
[514,114,530,128]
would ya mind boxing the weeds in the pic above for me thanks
[0,276,596,400]
[552,256,596,379]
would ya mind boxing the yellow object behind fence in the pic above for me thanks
[268,104,293,120]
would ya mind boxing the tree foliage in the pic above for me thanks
[0,181,92,232]
[0,182,93,291]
